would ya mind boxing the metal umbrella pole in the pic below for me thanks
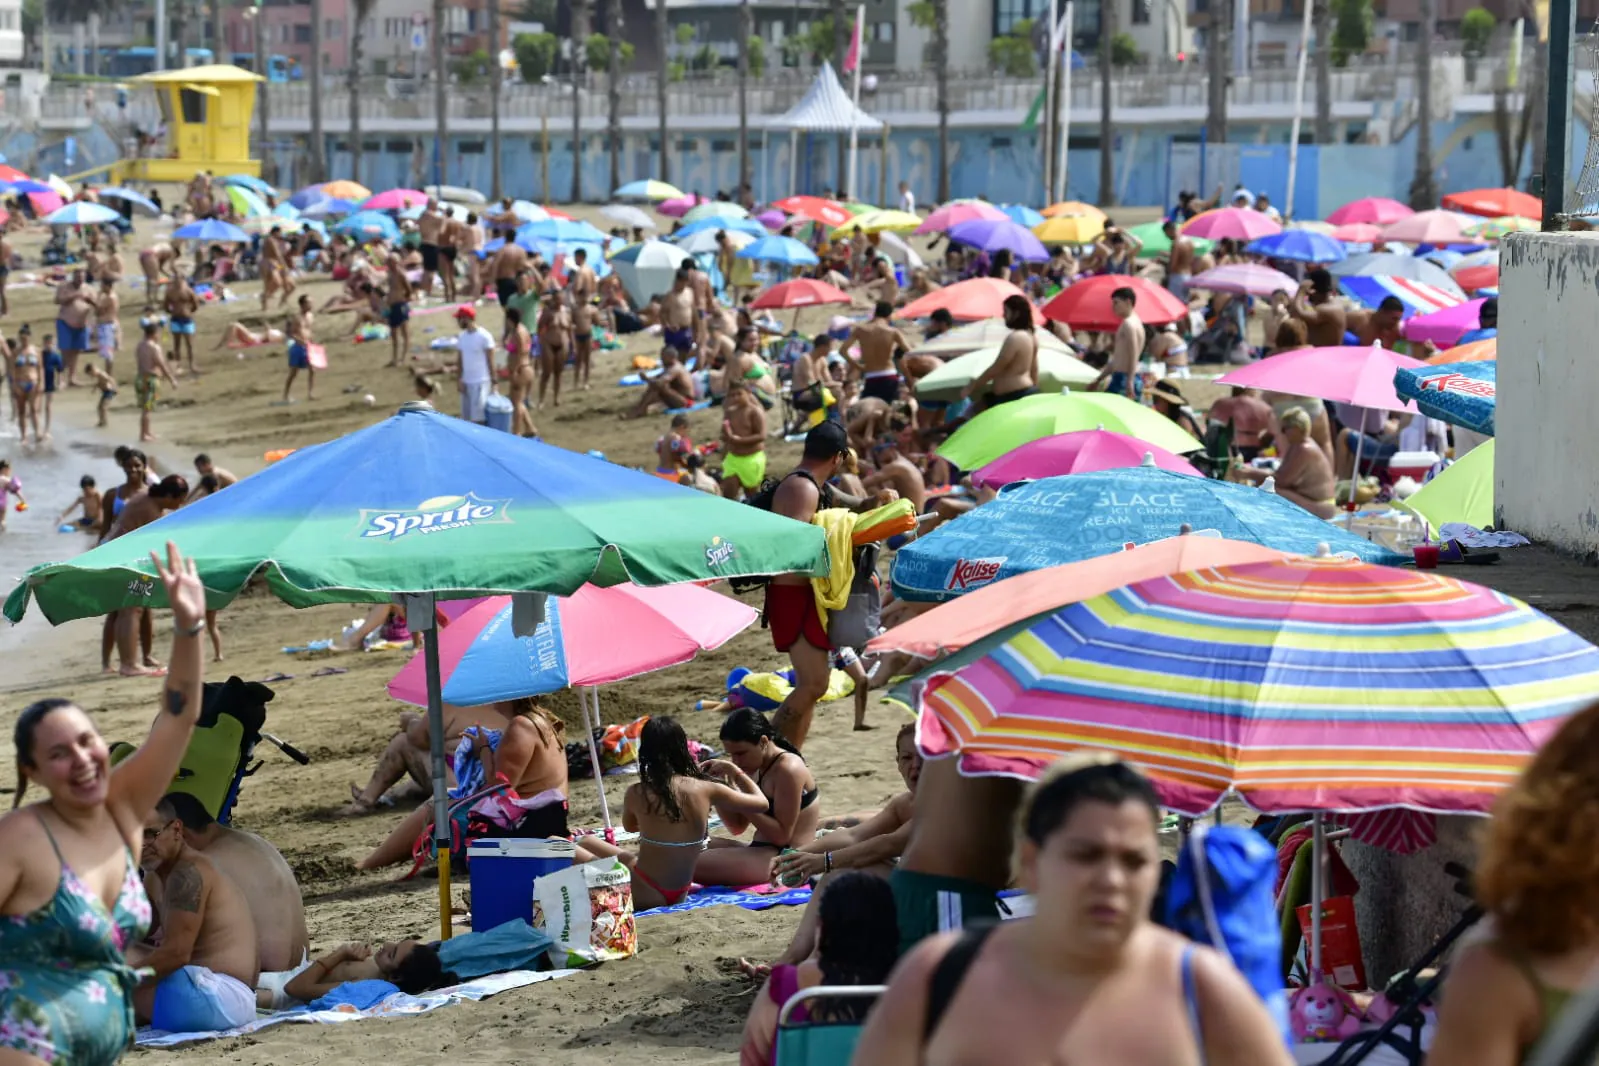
[584,687,614,838]
[415,593,455,939]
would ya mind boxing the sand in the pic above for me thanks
[0,205,924,1064]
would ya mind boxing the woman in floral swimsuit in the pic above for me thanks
[0,543,208,1066]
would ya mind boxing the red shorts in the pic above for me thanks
[765,582,830,653]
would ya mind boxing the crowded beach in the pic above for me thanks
[0,163,1592,1066]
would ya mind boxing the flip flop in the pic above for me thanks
[310,666,349,677]
[259,671,295,683]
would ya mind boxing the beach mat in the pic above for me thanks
[635,883,812,919]
[666,400,713,414]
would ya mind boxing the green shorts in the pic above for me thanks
[890,867,1001,957]
[722,450,768,491]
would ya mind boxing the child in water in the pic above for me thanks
[87,363,117,427]
[55,474,101,531]
[0,459,26,530]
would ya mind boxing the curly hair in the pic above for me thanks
[1476,700,1599,955]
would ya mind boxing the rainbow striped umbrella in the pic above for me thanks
[911,556,1599,818]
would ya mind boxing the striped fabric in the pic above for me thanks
[771,61,884,133]
[1339,275,1466,316]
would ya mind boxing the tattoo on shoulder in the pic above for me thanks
[164,688,186,717]
[165,861,204,913]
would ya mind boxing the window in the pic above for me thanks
[1132,0,1150,23]
[325,19,342,38]
[293,23,311,42]
[991,136,1012,148]
[875,20,894,41]
[179,87,207,123]
[385,140,412,153]
[993,0,1047,37]
[460,140,486,154]
[711,138,734,151]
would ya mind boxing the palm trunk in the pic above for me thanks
[1312,0,1331,142]
[738,0,751,194]
[1098,0,1114,205]
[432,0,448,186]
[832,0,848,192]
[491,0,504,199]
[607,0,622,195]
[350,34,363,186]
[1407,0,1438,208]
[934,0,949,202]
[572,0,589,202]
[1205,0,1228,143]
[656,0,670,182]
[309,0,326,182]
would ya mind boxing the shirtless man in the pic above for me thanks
[134,319,180,443]
[416,198,445,299]
[624,346,697,418]
[132,795,259,1034]
[961,294,1038,406]
[568,247,598,390]
[1163,219,1196,301]
[459,212,484,298]
[864,436,928,513]
[787,334,833,430]
[849,301,911,405]
[689,261,716,349]
[437,208,462,301]
[1206,386,1273,460]
[719,380,768,499]
[159,792,307,975]
[703,314,737,386]
[536,289,572,408]
[283,293,317,403]
[845,395,893,455]
[109,474,187,675]
[94,279,121,370]
[140,242,178,310]
[259,226,295,311]
[1291,268,1349,348]
[1091,287,1147,400]
[1349,295,1406,349]
[54,270,94,387]
[0,230,13,314]
[661,267,698,361]
[385,253,414,367]
[192,454,238,493]
[861,257,900,307]
[87,237,124,286]
[164,274,201,376]
[488,228,529,307]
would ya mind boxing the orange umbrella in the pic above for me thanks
[320,179,372,201]
[1042,200,1107,220]
[1426,337,1496,365]
[899,277,1041,323]
[866,536,1296,660]
[1441,187,1541,219]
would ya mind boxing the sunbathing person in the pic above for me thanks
[693,709,821,888]
[212,322,284,351]
[279,940,454,1005]
[342,704,506,815]
[572,717,769,909]
[622,346,698,419]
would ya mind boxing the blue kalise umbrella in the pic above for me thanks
[736,234,820,267]
[1245,230,1347,263]
[890,467,1407,603]
[173,219,249,242]
[1394,360,1496,435]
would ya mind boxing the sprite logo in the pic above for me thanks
[705,536,737,568]
[360,493,511,540]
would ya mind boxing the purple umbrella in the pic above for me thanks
[1189,263,1300,298]
[1400,298,1487,348]
[755,209,787,230]
[947,219,1049,262]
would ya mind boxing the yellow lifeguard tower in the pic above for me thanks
[110,64,263,183]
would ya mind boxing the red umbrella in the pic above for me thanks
[771,195,851,228]
[1326,197,1415,226]
[1331,222,1384,243]
[750,278,853,309]
[0,165,29,184]
[1441,187,1541,219]
[900,277,1041,322]
[543,206,574,221]
[1452,264,1499,292]
[1041,275,1188,332]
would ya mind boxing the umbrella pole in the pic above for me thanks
[583,687,615,838]
[1310,813,1324,977]
[1347,432,1367,515]
[421,597,454,940]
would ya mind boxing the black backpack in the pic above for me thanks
[728,470,836,596]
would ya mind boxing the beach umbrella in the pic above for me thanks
[1339,275,1466,316]
[173,218,249,243]
[1401,298,1488,348]
[832,208,922,235]
[900,277,1040,322]
[273,201,302,220]
[999,204,1047,228]
[936,392,1203,471]
[0,164,29,183]
[749,278,853,310]
[1452,247,1501,271]
[909,318,1076,358]
[890,469,1406,602]
[1218,344,1423,413]
[682,201,750,224]
[361,188,428,212]
[1398,439,1495,536]
[1442,187,1541,219]
[874,232,926,269]
[1288,220,1337,235]
[4,179,55,195]
[223,184,271,218]
[320,179,372,201]
[299,198,358,221]
[1042,200,1106,220]
[1331,251,1465,293]
[914,346,1099,401]
[674,215,768,240]
[754,208,787,229]
[4,403,828,938]
[1180,207,1282,241]
[97,187,161,216]
[948,219,1050,261]
[1041,275,1188,331]
[517,217,608,246]
[23,191,64,216]
[609,239,693,304]
[973,430,1201,488]
[867,536,1293,660]
[1326,197,1414,226]
[1032,214,1105,245]
[737,234,820,266]
[676,227,754,256]
[1125,220,1212,259]
[914,200,1007,235]
[1244,230,1347,263]
[771,195,852,227]
[1452,264,1499,292]
[1463,215,1538,241]
[1427,337,1496,365]
[505,200,551,224]
[601,203,655,230]
[614,179,685,201]
[44,174,72,198]
[288,184,333,209]
[218,174,275,196]
[1381,210,1468,245]
[241,216,306,235]
[43,202,121,226]
[1394,360,1497,435]
[1330,223,1385,243]
[1188,262,1300,298]
[657,195,698,218]
[333,210,401,241]
[1420,248,1463,271]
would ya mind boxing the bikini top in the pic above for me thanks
[757,751,818,817]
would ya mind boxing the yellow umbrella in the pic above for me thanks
[1033,214,1105,244]
[1042,201,1107,220]
[831,208,922,236]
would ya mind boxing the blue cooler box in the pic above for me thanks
[483,393,514,433]
[467,838,575,931]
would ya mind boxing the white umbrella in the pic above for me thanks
[915,346,1099,399]
[426,185,487,205]
[909,318,1076,359]
[677,228,754,256]
[610,239,693,305]
[602,204,656,230]
[876,231,925,269]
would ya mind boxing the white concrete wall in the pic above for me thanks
[946,4,989,71]
[1497,231,1599,553]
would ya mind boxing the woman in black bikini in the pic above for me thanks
[694,709,821,887]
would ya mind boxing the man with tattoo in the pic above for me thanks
[132,795,259,1033]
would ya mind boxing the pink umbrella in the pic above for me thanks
[27,191,63,217]
[1217,344,1424,412]
[1189,262,1299,298]
[1380,210,1468,245]
[914,200,1007,235]
[1331,222,1384,243]
[1326,197,1415,226]
[1180,207,1282,242]
[975,430,1201,488]
[361,187,428,212]
[1401,298,1487,348]
[658,195,699,218]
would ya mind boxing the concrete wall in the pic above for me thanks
[1497,230,1599,559]
[1342,816,1479,985]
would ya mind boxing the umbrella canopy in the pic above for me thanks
[868,536,1293,659]
[1401,298,1488,348]
[999,204,1046,227]
[914,346,1098,401]
[1427,337,1496,365]
[900,277,1039,322]
[1330,251,1465,293]
[1330,222,1385,243]
[1399,439,1495,535]
[891,469,1406,602]
[915,201,1007,235]
[936,392,1203,471]
[657,195,698,218]
[1032,214,1106,245]
[1393,360,1497,435]
[908,556,1599,813]
[519,217,608,246]
[0,164,29,183]
[333,210,402,242]
[44,202,120,226]
[1463,215,1538,241]
[1218,345,1424,412]
[97,187,161,215]
[609,240,693,304]
[832,208,922,235]
[288,184,333,209]
[1339,275,1467,316]
[506,200,551,224]
[909,318,1076,359]
[1288,220,1337,235]
[947,219,1049,261]
[299,198,358,221]
[772,195,852,227]
[4,179,54,195]
[1244,230,1347,263]
[874,231,926,269]
[1453,264,1499,291]
[172,218,248,243]
[737,234,820,266]
[1126,220,1212,259]
[601,204,655,230]
[44,174,71,198]
[1042,201,1106,219]
[23,191,64,216]
[1189,263,1300,298]
[1381,210,1468,245]
[674,215,768,241]
[1041,275,1188,331]
[614,179,685,201]
[320,179,372,201]
[974,430,1202,488]
[1181,208,1282,241]
[387,583,758,707]
[1442,187,1541,219]
[223,185,271,218]
[1326,197,1414,226]
[676,228,753,256]
[750,278,856,310]
[219,174,274,196]
[755,208,788,229]
[682,201,750,224]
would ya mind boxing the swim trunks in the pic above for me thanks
[890,867,1002,957]
[55,319,88,352]
[134,371,159,412]
[420,243,440,272]
[287,342,310,370]
[495,278,518,307]
[764,581,829,653]
[97,323,117,360]
[1167,272,1191,302]
[989,385,1038,406]
[862,371,901,403]
[722,449,767,492]
[663,327,695,353]
[168,316,195,336]
[150,965,256,1034]
[387,302,411,328]
[1106,371,1143,400]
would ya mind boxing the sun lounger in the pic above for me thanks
[776,985,885,1066]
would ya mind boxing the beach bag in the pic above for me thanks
[1167,824,1291,1044]
[532,857,637,967]
[827,543,882,650]
[407,781,570,878]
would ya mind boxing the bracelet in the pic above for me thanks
[176,621,204,638]
[823,851,833,873]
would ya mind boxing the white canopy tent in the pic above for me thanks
[765,61,885,201]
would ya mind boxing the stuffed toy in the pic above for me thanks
[1290,979,1362,1042]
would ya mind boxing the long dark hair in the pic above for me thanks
[719,708,800,759]
[13,698,77,809]
[637,716,704,822]
[812,871,899,1020]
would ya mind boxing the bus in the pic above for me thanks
[108,47,215,79]
[230,53,300,82]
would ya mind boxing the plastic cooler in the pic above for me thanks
[467,838,575,931]
[1387,450,1439,481]
[483,393,514,433]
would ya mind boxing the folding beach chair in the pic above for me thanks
[776,985,885,1066]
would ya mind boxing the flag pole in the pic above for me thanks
[1284,0,1313,221]
[1043,0,1061,201]
[846,6,865,198]
[1055,1,1074,204]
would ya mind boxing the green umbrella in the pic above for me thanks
[937,392,1203,470]
[915,347,1099,401]
[1397,440,1494,536]
[1127,220,1213,259]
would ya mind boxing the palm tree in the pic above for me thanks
[831,0,849,192]
[607,0,623,195]
[738,0,751,195]
[1312,0,1331,142]
[433,0,449,186]
[1098,0,1115,206]
[572,0,590,202]
[348,0,376,187]
[309,0,326,182]
[934,0,950,202]
[655,0,670,183]
[1204,0,1229,143]
[490,0,504,198]
[1407,0,1438,207]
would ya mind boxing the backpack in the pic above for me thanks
[728,470,836,596]
[826,542,882,650]
[1166,824,1292,1044]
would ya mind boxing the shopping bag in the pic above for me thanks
[532,857,637,967]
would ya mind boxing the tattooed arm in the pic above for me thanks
[135,860,208,981]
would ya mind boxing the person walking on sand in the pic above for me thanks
[283,294,317,404]
[848,301,911,405]
[134,319,180,443]
[416,198,445,300]
[11,325,41,445]
[438,208,463,302]
[454,305,496,425]
[163,274,201,377]
[536,290,571,409]
[54,269,93,388]
[503,306,537,436]
[568,248,598,390]
[94,279,120,372]
[384,253,414,367]
[106,475,189,678]
[661,267,698,363]
[259,226,295,312]
[1090,286,1146,400]
[488,227,529,308]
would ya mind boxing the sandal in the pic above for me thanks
[260,671,295,683]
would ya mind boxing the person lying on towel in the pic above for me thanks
[268,940,454,1008]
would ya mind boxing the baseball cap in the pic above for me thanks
[802,420,850,461]
[454,305,476,320]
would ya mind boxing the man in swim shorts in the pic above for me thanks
[417,197,445,298]
[661,266,697,360]
[133,319,178,443]
[95,278,120,367]
[849,300,910,404]
[283,294,317,403]
[384,252,414,367]
[718,380,768,499]
[164,274,201,376]
[54,269,94,388]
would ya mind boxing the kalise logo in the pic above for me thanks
[945,556,1007,591]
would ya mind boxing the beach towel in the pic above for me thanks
[635,884,813,919]
[436,919,553,981]
[665,399,713,414]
